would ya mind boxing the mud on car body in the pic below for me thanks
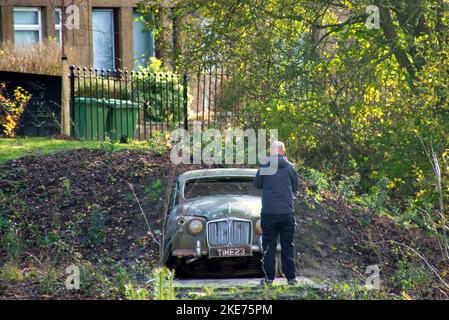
[163,168,282,277]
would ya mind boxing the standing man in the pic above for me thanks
[254,141,299,285]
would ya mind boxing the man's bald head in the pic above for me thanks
[271,141,285,156]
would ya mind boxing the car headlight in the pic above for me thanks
[187,219,204,235]
[255,219,262,234]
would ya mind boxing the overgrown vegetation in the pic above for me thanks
[0,40,72,76]
[0,145,447,299]
[0,147,170,299]
[143,0,449,261]
[3,0,449,296]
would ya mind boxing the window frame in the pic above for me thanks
[54,7,62,46]
[92,8,116,70]
[13,7,43,45]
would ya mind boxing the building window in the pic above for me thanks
[13,7,42,46]
[54,8,62,45]
[133,10,155,70]
[92,9,115,70]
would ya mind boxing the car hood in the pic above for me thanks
[177,195,261,220]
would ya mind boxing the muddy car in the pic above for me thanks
[163,168,282,277]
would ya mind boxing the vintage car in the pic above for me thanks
[163,168,282,277]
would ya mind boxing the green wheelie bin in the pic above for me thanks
[106,99,140,140]
[74,97,110,140]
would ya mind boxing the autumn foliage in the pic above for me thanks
[0,82,31,137]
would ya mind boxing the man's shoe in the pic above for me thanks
[260,278,274,286]
[287,278,298,286]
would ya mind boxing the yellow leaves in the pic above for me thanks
[0,83,31,137]
[401,291,413,300]
[415,189,426,198]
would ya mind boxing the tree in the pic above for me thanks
[141,0,449,215]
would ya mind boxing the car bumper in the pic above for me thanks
[172,241,281,258]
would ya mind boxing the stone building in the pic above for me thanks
[0,0,157,70]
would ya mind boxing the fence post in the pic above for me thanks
[69,65,75,137]
[61,57,71,136]
[183,74,188,130]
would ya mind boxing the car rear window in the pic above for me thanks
[184,177,261,199]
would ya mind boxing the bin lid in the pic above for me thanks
[76,97,104,103]
[75,97,141,108]
[107,99,141,109]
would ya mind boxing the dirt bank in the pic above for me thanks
[0,149,447,299]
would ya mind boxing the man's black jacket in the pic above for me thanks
[253,155,299,214]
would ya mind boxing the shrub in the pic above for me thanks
[134,57,184,123]
[145,179,163,201]
[336,173,361,202]
[0,261,24,283]
[392,258,433,298]
[0,40,71,75]
[79,261,109,296]
[302,168,329,203]
[37,265,60,295]
[87,207,107,245]
[151,267,175,300]
[124,283,149,300]
[0,82,31,137]
[362,177,390,212]
[0,224,24,261]
[74,74,131,100]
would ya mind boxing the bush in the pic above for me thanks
[336,173,361,202]
[302,168,329,202]
[87,207,107,245]
[133,57,184,123]
[74,74,131,100]
[124,283,149,300]
[0,224,24,261]
[0,83,31,137]
[0,261,24,283]
[37,264,60,295]
[362,177,390,213]
[392,258,433,298]
[0,40,71,75]
[151,267,175,300]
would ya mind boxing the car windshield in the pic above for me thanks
[184,177,261,199]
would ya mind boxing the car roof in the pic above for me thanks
[178,168,257,185]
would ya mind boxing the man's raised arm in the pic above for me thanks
[253,169,263,189]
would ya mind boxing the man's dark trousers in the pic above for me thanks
[261,213,296,280]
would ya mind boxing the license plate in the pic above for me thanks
[209,246,252,258]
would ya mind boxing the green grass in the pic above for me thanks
[0,137,151,163]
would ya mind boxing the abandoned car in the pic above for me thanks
[163,168,282,277]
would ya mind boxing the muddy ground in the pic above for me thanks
[0,149,447,299]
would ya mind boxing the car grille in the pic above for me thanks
[207,219,252,246]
